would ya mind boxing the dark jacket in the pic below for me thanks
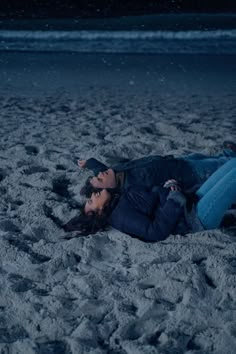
[108,186,194,242]
[85,156,199,192]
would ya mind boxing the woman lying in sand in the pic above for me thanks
[64,159,236,241]
[78,141,236,198]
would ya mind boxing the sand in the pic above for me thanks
[0,52,236,354]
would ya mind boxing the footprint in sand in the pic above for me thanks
[6,235,51,264]
[0,168,7,182]
[36,340,71,354]
[55,164,67,171]
[119,300,174,341]
[24,145,39,156]
[52,176,70,198]
[23,166,49,175]
[0,220,20,233]
[31,288,49,297]
[8,273,36,293]
[118,302,138,316]
[0,325,28,344]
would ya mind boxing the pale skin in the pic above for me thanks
[84,189,111,215]
[78,159,117,188]
[163,179,181,191]
[79,159,181,215]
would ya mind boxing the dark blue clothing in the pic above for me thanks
[108,186,190,242]
[86,156,198,191]
[84,154,236,242]
[85,152,236,192]
[108,159,236,243]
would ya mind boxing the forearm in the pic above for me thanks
[111,191,185,243]
[85,158,108,174]
[145,191,186,242]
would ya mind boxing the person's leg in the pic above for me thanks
[223,141,236,155]
[182,149,236,161]
[196,158,236,198]
[223,149,236,158]
[182,152,212,160]
[196,167,236,229]
[182,153,236,188]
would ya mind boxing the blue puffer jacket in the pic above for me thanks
[108,186,191,242]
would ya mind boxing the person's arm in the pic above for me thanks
[125,186,169,215]
[113,155,173,171]
[78,158,108,175]
[125,186,159,215]
[110,191,186,242]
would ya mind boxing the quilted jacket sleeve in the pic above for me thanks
[110,190,186,242]
[85,158,108,175]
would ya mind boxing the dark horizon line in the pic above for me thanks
[1,10,236,21]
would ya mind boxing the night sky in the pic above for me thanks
[0,0,236,19]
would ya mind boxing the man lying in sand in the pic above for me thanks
[64,158,236,240]
[78,141,236,197]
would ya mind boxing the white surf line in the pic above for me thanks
[0,29,236,40]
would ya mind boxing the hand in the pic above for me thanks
[77,159,87,168]
[163,179,181,192]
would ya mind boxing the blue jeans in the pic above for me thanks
[182,149,236,187]
[196,158,236,229]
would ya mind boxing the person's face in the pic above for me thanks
[90,169,116,189]
[84,189,111,215]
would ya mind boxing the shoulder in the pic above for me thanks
[108,193,132,223]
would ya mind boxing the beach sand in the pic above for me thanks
[0,52,236,353]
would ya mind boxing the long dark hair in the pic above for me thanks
[80,175,121,198]
[63,191,120,239]
[80,176,101,198]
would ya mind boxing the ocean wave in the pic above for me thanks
[1,29,236,53]
[1,29,236,40]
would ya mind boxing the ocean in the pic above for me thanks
[0,14,236,54]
